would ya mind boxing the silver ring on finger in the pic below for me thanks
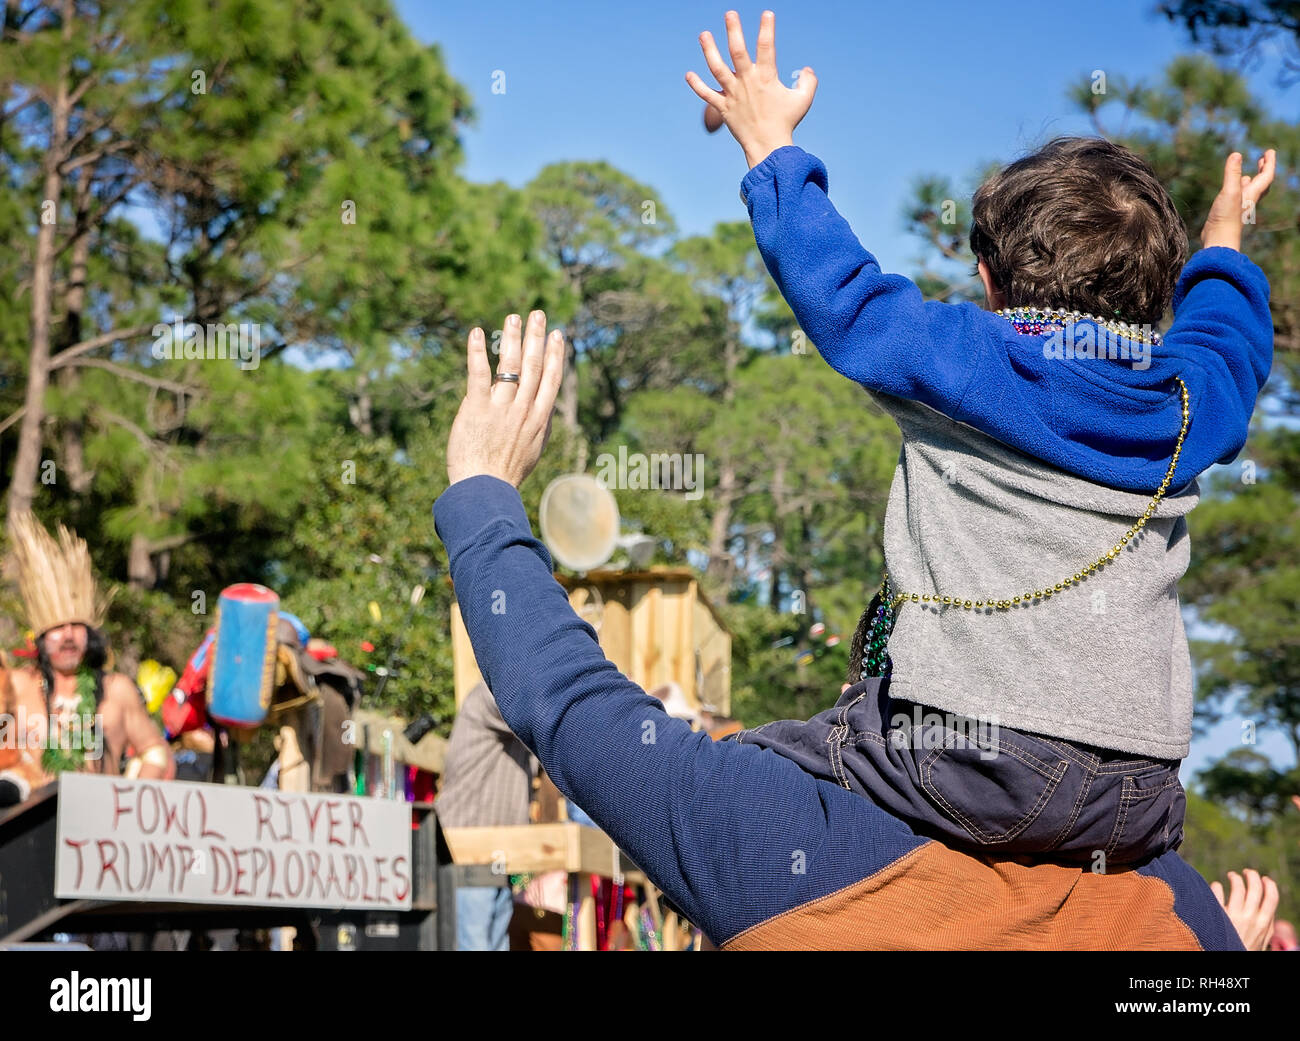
[495,371,520,384]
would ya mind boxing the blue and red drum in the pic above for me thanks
[208,583,280,728]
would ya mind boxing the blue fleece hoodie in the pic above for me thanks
[739,146,1274,493]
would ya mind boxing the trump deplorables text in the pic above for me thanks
[54,775,412,910]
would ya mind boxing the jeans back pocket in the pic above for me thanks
[914,726,1069,846]
[1104,772,1185,862]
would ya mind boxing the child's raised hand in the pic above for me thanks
[686,10,817,169]
[1201,148,1277,252]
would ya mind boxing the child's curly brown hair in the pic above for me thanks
[969,136,1188,325]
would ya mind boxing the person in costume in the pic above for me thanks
[684,11,1278,867]
[1,511,172,803]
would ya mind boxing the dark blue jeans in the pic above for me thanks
[727,676,1185,866]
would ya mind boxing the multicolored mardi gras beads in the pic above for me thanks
[995,306,1163,347]
[858,574,896,679]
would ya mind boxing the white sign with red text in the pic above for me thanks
[54,774,412,909]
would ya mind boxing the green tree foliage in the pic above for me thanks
[1159,1,1300,84]
[1181,788,1300,926]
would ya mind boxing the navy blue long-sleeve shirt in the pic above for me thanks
[739,146,1274,493]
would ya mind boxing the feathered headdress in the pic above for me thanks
[6,511,113,637]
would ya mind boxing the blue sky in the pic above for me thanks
[410,0,1292,268]
[407,0,1297,779]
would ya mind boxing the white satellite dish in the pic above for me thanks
[539,474,620,573]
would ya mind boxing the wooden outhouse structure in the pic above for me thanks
[450,567,731,716]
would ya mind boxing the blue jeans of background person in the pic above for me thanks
[456,885,513,951]
[725,675,1185,866]
[566,798,598,828]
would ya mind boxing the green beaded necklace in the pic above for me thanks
[41,667,100,774]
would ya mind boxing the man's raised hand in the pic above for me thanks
[686,10,817,169]
[445,310,563,489]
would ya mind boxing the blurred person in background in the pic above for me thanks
[435,679,534,950]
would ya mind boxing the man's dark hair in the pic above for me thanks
[969,136,1188,324]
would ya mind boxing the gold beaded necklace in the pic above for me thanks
[882,376,1189,613]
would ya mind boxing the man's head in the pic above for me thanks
[36,623,106,676]
[970,136,1188,325]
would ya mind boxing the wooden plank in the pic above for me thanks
[631,580,655,690]
[444,823,570,871]
[632,579,688,692]
[442,823,645,884]
[664,911,679,951]
[449,601,485,710]
[693,593,732,716]
[463,572,732,716]
[716,629,732,716]
[593,582,631,676]
[673,580,693,699]
[533,771,564,824]
[555,567,698,586]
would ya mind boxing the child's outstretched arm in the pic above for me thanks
[1159,150,1276,476]
[686,11,1010,425]
[687,14,1276,493]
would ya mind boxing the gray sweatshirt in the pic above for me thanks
[874,391,1198,759]
[435,680,536,828]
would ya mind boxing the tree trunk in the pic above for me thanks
[7,1,73,525]
[58,172,95,494]
[706,460,737,584]
[768,460,786,610]
[560,337,585,470]
[126,532,194,590]
[348,370,374,437]
[768,546,782,610]
[794,506,813,620]
[127,532,157,589]
[706,320,741,584]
